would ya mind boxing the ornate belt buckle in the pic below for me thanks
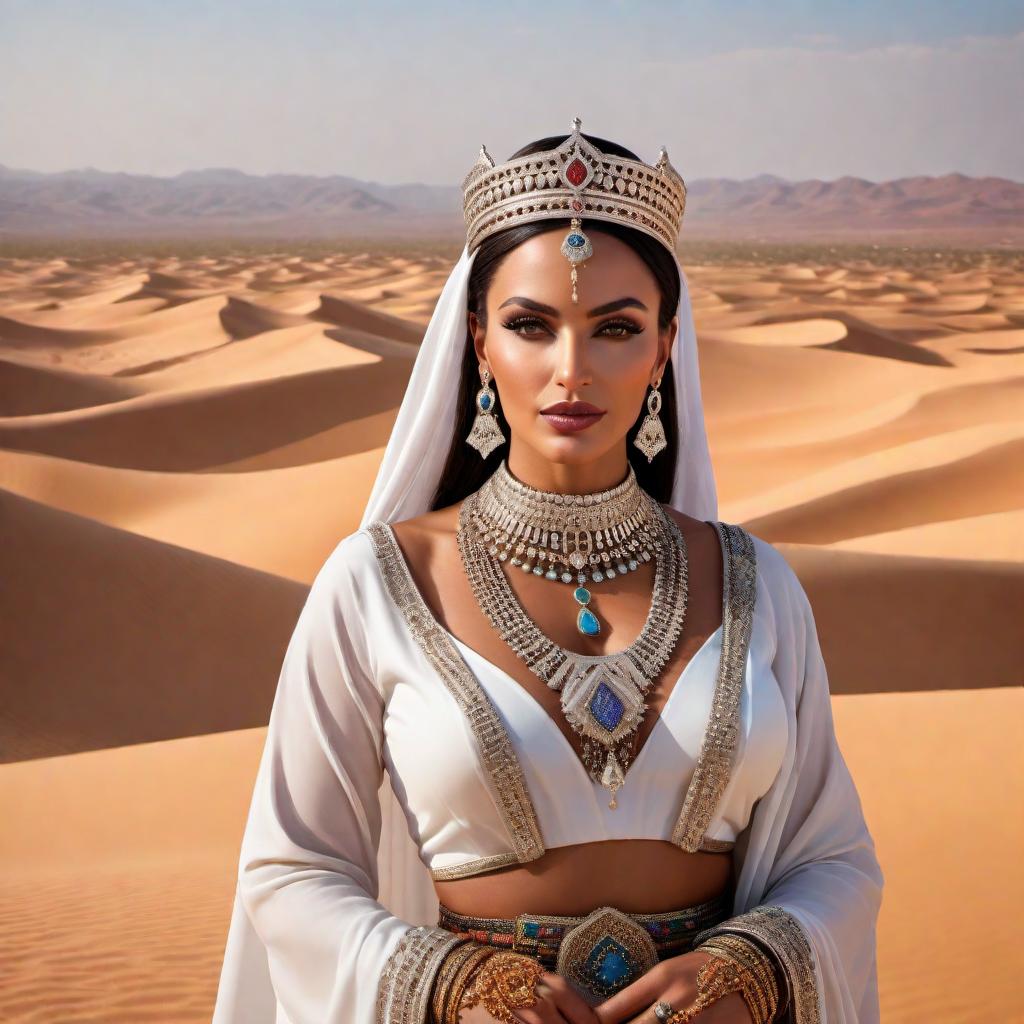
[555,906,659,1004]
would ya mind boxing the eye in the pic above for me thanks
[597,318,644,338]
[501,315,550,337]
[500,315,644,339]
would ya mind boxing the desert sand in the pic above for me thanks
[1,242,1021,1022]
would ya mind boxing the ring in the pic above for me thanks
[653,1001,674,1022]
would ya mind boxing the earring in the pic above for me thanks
[465,364,506,459]
[633,377,667,463]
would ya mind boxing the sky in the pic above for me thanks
[1,0,1022,185]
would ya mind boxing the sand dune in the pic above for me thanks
[0,359,410,470]
[0,353,144,414]
[2,244,1022,1022]
[0,445,386,576]
[0,488,308,762]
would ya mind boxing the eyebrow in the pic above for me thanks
[497,295,649,318]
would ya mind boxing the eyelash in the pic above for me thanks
[500,315,643,339]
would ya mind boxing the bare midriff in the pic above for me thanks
[434,838,734,918]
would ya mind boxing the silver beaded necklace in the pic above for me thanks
[457,468,689,808]
[467,459,658,635]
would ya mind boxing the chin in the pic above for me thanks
[536,432,620,464]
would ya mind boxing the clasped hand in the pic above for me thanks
[463,950,753,1024]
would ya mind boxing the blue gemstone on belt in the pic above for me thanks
[522,921,540,938]
[585,937,634,988]
[589,681,624,731]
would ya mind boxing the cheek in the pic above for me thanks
[488,341,546,408]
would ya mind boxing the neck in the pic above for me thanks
[505,441,631,496]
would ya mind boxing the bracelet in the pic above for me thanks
[696,935,780,1023]
[740,935,792,1018]
[460,949,547,1024]
[665,955,760,1024]
[429,940,496,1024]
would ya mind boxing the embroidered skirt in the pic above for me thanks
[437,889,733,1006]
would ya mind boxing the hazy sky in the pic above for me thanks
[2,0,1022,184]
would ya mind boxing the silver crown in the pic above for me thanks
[461,116,687,255]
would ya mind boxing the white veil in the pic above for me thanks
[213,235,720,1021]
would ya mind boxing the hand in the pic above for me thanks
[592,951,755,1024]
[459,967,601,1024]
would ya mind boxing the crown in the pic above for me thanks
[461,116,687,257]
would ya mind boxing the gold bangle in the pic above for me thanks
[449,946,499,1024]
[697,934,781,1023]
[700,937,778,1019]
[460,950,547,1024]
[698,939,774,1024]
[429,940,494,1024]
[429,940,469,1024]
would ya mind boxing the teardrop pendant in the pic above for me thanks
[577,606,600,636]
[601,750,625,809]
[573,586,600,636]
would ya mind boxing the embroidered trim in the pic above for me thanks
[692,905,821,1024]
[430,851,523,880]
[697,836,736,853]
[670,521,757,852]
[367,521,546,865]
[375,925,466,1024]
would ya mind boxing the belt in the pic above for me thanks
[437,888,733,1005]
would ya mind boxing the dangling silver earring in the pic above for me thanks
[465,364,506,459]
[633,376,667,463]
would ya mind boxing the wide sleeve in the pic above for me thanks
[235,534,464,1024]
[693,550,885,1024]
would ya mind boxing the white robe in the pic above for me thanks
[212,521,884,1024]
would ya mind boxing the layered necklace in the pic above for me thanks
[457,460,689,808]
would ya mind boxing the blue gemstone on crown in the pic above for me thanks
[567,232,586,248]
[589,681,624,731]
[584,936,634,990]
[577,607,600,636]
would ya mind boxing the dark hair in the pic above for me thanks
[430,133,680,511]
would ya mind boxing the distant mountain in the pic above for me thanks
[0,164,1019,243]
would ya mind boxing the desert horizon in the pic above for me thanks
[2,164,1022,248]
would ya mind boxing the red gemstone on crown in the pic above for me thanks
[565,158,588,186]
[571,198,584,212]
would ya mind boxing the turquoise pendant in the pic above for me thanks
[574,586,600,636]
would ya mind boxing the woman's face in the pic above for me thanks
[470,228,677,477]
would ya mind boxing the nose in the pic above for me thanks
[553,325,593,392]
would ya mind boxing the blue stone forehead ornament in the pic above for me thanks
[559,116,595,304]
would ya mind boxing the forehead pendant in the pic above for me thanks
[559,116,595,304]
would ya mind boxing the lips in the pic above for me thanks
[541,401,605,416]
[540,400,606,434]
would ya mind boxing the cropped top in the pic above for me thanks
[357,519,789,880]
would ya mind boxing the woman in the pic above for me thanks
[213,119,883,1024]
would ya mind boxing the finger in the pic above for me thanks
[514,977,573,1024]
[544,974,601,1024]
[592,969,663,1024]
[526,995,569,1024]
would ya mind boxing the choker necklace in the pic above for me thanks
[457,465,689,808]
[467,459,657,636]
